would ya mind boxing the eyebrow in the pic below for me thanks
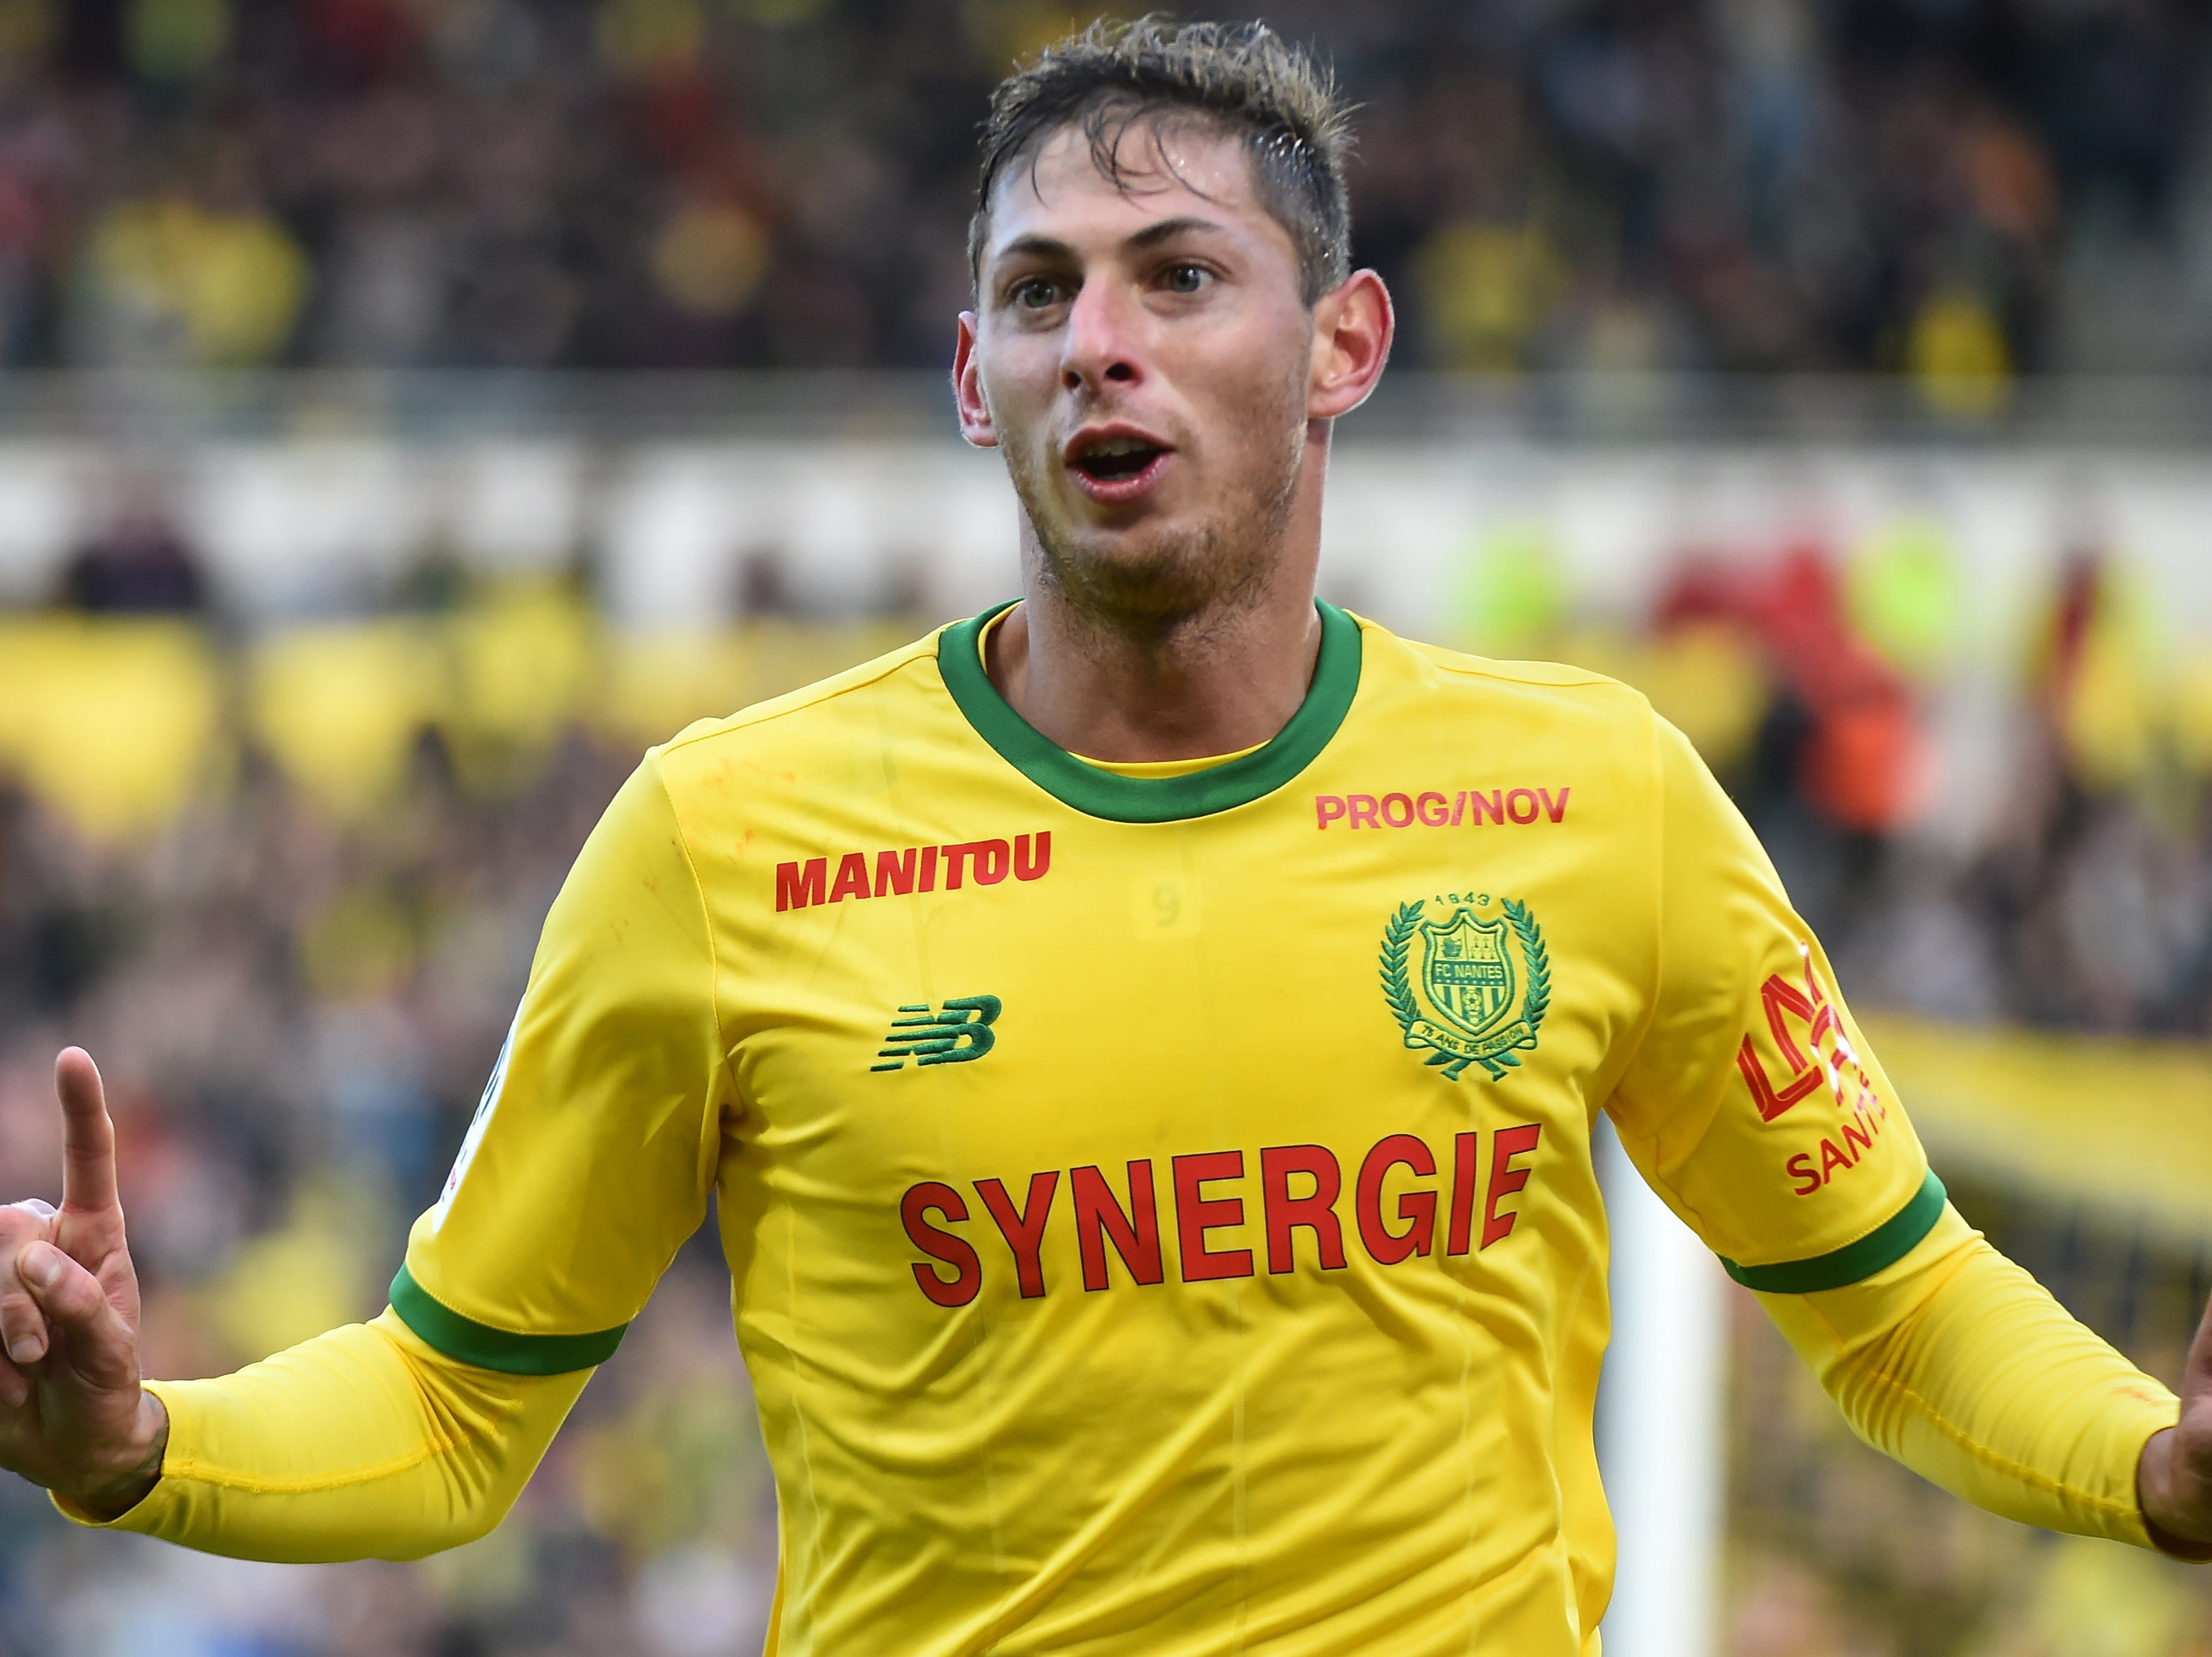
[992,233,1077,269]
[989,215,1232,272]
[1124,215,1228,250]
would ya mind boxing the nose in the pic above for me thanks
[1059,281,1142,394]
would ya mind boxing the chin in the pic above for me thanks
[1043,516,1269,622]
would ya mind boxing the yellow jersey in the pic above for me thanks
[395,601,1938,1656]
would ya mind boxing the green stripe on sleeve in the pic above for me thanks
[1719,1170,1948,1294]
[388,1265,627,1376]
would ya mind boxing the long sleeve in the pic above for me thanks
[62,1310,589,1561]
[58,744,732,1561]
[1755,1202,2185,1550]
[1607,717,2188,1552]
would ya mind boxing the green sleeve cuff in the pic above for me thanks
[388,1264,626,1376]
[1720,1170,1949,1294]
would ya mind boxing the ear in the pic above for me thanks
[953,311,999,448]
[1307,270,1395,421]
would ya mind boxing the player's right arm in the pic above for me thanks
[0,750,734,1559]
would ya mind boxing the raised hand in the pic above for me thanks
[0,1049,165,1519]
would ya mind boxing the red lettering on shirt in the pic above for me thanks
[907,1129,1552,1304]
[1446,1131,1480,1256]
[776,834,1055,911]
[1072,1161,1163,1290]
[1482,1124,1542,1249]
[975,1171,1060,1299]
[1260,1144,1346,1274]
[1173,1151,1254,1282]
[776,857,826,912]
[901,1182,980,1308]
[1356,1134,1438,1264]
[875,847,916,898]
[1313,788,1572,829]
[1786,1098,1892,1196]
[1014,832,1051,881]
[828,853,870,903]
[1740,946,1889,1134]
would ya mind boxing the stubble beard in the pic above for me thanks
[1002,376,1309,655]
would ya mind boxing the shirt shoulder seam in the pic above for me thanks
[1598,702,1699,1224]
[657,633,942,756]
[1391,631,1643,694]
[646,752,735,1158]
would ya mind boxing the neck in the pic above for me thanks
[987,426,1329,764]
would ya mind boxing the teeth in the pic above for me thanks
[1090,437,1151,457]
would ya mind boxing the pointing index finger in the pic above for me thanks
[52,1048,118,1215]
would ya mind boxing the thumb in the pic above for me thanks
[18,1243,133,1389]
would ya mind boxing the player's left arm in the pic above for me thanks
[1609,714,2204,1555]
[1758,1208,2212,1556]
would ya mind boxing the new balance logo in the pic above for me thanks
[873,996,1001,1072]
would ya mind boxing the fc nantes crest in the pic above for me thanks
[1379,893,1550,1081]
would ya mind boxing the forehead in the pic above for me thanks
[982,114,1280,256]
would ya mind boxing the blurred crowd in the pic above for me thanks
[0,0,2196,382]
[1464,516,2212,1040]
[1710,544,2212,1039]
[0,584,806,1653]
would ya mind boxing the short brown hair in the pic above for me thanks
[970,17,1354,305]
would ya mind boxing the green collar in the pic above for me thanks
[935,599,1363,824]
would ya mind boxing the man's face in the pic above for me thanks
[956,118,1323,624]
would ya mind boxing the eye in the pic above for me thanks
[1010,277,1062,310]
[1163,263,1209,295]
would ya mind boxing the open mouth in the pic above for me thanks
[1073,437,1165,482]
[1069,433,1170,487]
